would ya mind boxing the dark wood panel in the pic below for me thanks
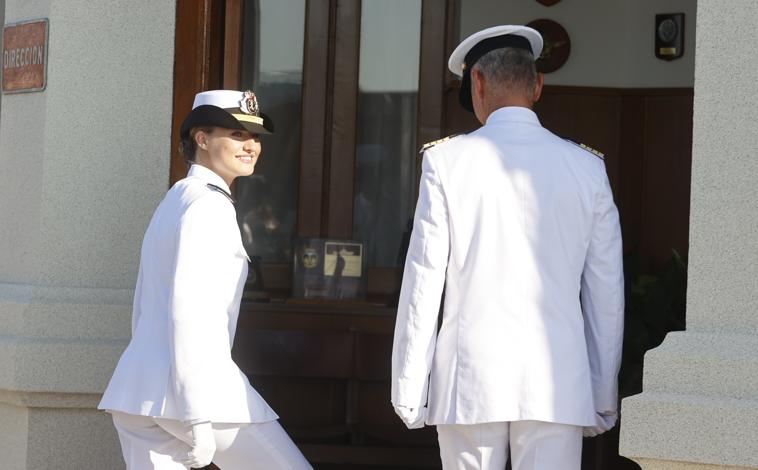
[324,0,361,238]
[536,89,623,191]
[416,0,449,198]
[301,444,441,467]
[234,329,355,378]
[442,84,479,136]
[232,307,439,468]
[222,0,242,89]
[169,0,225,187]
[298,0,331,237]
[618,95,645,250]
[640,94,693,269]
[252,376,348,431]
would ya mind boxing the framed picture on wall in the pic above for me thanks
[292,238,368,300]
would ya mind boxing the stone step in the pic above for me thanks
[620,391,758,468]
[639,331,758,401]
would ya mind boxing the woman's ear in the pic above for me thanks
[194,131,208,150]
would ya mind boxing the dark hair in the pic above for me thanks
[473,47,537,97]
[178,126,214,162]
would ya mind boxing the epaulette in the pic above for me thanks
[419,134,460,154]
[206,183,236,205]
[566,139,605,160]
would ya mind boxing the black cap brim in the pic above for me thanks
[456,34,535,113]
[459,70,474,112]
[180,105,274,138]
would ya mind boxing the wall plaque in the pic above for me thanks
[3,19,49,93]
[526,19,571,73]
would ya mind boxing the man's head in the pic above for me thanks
[449,25,544,123]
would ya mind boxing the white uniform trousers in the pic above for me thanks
[112,411,312,470]
[437,421,582,470]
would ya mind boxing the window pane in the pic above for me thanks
[237,0,305,263]
[354,0,422,267]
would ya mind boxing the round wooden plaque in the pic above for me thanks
[526,19,571,73]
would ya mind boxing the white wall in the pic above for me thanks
[460,0,696,87]
[0,1,176,468]
[620,1,758,467]
[0,0,175,289]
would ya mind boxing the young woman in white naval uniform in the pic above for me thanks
[99,90,312,470]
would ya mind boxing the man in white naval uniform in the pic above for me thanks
[391,25,624,470]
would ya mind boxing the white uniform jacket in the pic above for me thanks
[391,107,624,426]
[99,164,278,424]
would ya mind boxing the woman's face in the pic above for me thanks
[196,127,262,185]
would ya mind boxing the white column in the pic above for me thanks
[0,1,175,468]
[620,1,758,469]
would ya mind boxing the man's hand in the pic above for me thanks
[583,411,617,437]
[394,405,427,429]
[181,422,216,468]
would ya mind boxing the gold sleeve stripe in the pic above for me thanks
[231,114,264,125]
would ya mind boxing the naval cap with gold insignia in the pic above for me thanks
[449,25,543,113]
[180,89,274,138]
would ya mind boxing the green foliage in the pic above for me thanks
[618,250,687,398]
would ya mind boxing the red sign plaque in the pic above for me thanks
[3,19,48,93]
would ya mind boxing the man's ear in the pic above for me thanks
[472,68,486,101]
[532,72,545,103]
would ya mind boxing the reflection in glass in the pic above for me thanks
[237,0,304,263]
[354,0,422,267]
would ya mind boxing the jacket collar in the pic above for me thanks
[485,106,541,127]
[187,164,232,194]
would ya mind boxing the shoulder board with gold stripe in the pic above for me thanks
[419,134,460,154]
[566,139,605,160]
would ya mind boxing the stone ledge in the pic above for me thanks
[634,457,756,470]
[0,283,132,340]
[0,336,127,394]
[621,392,758,468]
[0,283,134,305]
[0,389,101,409]
[642,331,758,400]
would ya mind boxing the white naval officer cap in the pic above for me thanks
[448,25,543,112]
[180,89,274,138]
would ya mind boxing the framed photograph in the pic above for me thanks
[292,238,367,300]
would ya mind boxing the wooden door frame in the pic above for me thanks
[170,0,451,300]
[169,0,226,187]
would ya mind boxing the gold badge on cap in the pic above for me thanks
[239,90,260,116]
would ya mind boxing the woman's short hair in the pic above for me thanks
[178,126,214,162]
[473,47,537,97]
